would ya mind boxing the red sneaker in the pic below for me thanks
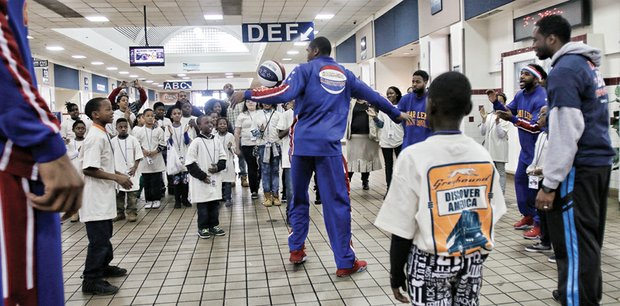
[289,248,307,264]
[513,216,534,230]
[336,260,367,277]
[523,225,541,240]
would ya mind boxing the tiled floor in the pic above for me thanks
[62,174,620,305]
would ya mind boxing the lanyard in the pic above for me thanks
[93,123,115,153]
[172,124,184,151]
[200,136,217,164]
[117,137,129,165]
[145,127,153,150]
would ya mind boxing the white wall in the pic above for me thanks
[374,56,418,95]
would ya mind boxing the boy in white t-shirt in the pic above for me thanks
[375,72,506,305]
[276,101,295,220]
[185,116,228,239]
[166,107,192,208]
[66,120,87,222]
[80,97,133,295]
[216,117,236,207]
[106,93,136,137]
[134,109,166,209]
[112,118,143,222]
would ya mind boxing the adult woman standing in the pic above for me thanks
[234,101,266,199]
[367,86,404,189]
[480,91,510,193]
[345,99,382,190]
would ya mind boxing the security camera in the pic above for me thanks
[353,20,357,25]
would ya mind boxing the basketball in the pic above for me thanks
[257,60,286,88]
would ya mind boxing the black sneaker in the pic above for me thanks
[174,203,182,208]
[548,254,557,263]
[251,192,259,199]
[197,228,211,239]
[82,279,119,295]
[183,201,192,207]
[209,226,226,236]
[362,182,369,190]
[552,290,560,303]
[102,266,127,278]
[314,199,322,205]
[525,242,552,253]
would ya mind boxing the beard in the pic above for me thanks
[535,45,553,60]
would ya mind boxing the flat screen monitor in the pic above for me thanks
[129,46,165,67]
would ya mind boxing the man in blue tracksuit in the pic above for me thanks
[491,64,547,237]
[231,37,412,277]
[534,15,614,305]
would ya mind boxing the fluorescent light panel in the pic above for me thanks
[315,14,334,20]
[46,46,64,51]
[86,16,109,22]
[204,14,223,20]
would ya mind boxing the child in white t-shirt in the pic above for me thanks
[216,117,236,207]
[375,72,506,305]
[276,101,295,221]
[80,97,133,295]
[134,109,166,209]
[112,118,143,222]
[166,106,192,208]
[66,120,86,222]
[185,116,228,239]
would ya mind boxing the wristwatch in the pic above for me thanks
[541,184,556,193]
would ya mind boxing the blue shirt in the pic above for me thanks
[494,86,546,164]
[547,54,614,166]
[398,92,432,149]
[244,56,401,156]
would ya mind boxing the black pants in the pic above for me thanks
[348,172,369,183]
[143,172,163,201]
[197,200,221,230]
[547,166,610,306]
[381,146,402,188]
[241,146,260,193]
[83,220,113,281]
[539,209,550,246]
[174,183,189,205]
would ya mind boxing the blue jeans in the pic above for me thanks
[283,168,292,222]
[258,145,280,193]
[222,182,232,201]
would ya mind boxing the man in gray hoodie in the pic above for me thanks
[533,15,614,306]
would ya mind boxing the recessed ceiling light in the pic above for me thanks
[72,55,86,59]
[91,61,104,65]
[106,67,118,71]
[204,14,223,20]
[129,74,138,78]
[145,80,153,83]
[177,73,186,77]
[46,46,64,51]
[226,75,234,79]
[314,30,319,35]
[119,71,129,75]
[152,83,159,85]
[157,85,164,87]
[287,50,299,55]
[86,16,109,22]
[225,72,234,76]
[27,35,33,40]
[315,14,334,20]
[294,42,308,46]
[282,58,292,61]
[182,77,190,80]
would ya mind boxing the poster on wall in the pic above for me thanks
[360,36,367,60]
[431,0,442,15]
[42,68,49,84]
[83,77,89,91]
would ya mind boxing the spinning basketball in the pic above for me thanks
[257,60,286,87]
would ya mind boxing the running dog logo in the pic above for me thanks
[427,162,495,256]
[448,168,478,178]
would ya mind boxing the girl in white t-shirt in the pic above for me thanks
[185,116,228,239]
[216,117,236,207]
[134,109,166,209]
[166,107,192,208]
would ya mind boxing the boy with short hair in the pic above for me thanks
[185,116,228,239]
[66,120,87,222]
[112,118,143,222]
[375,72,506,305]
[133,109,166,209]
[80,97,133,295]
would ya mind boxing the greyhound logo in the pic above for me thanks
[448,168,478,178]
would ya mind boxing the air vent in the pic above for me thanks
[221,0,242,15]
[33,0,82,18]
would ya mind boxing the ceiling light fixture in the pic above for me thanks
[286,50,299,55]
[294,42,308,46]
[177,73,186,77]
[72,55,86,59]
[152,83,159,85]
[182,77,190,80]
[282,58,292,61]
[225,72,234,76]
[106,67,118,71]
[226,76,234,79]
[315,14,334,20]
[314,30,319,35]
[145,80,153,83]
[86,16,109,22]
[46,46,64,51]
[157,85,164,87]
[119,71,129,75]
[204,14,223,20]
[91,61,104,65]
[129,74,138,78]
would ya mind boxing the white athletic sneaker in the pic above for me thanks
[152,201,161,209]
[144,201,152,209]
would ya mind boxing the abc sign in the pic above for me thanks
[163,81,192,90]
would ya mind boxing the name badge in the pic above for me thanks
[387,132,394,139]
[528,176,540,189]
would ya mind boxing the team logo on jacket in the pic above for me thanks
[319,66,346,94]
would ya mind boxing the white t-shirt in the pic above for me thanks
[106,109,136,137]
[216,132,236,183]
[60,116,91,140]
[66,138,84,176]
[180,116,197,139]
[134,126,166,173]
[79,125,116,222]
[165,123,192,173]
[261,109,281,144]
[375,133,506,257]
[236,110,267,146]
[276,109,295,169]
[526,132,548,178]
[377,112,404,148]
[185,135,228,203]
[157,117,173,130]
[480,112,510,163]
[112,135,143,192]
